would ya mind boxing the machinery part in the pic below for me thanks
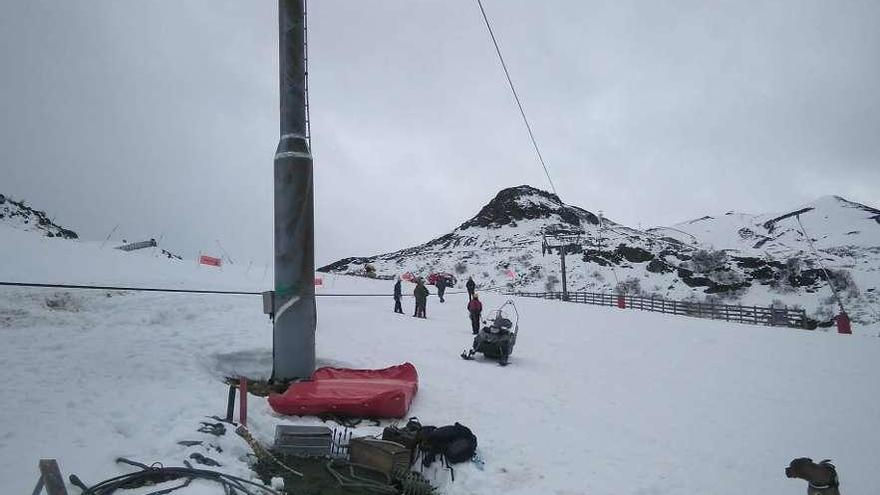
[236,426,304,478]
[273,425,333,457]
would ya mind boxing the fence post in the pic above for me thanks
[34,459,68,495]
[239,376,248,427]
[836,313,852,334]
[226,384,236,422]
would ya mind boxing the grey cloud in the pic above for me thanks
[1,0,877,268]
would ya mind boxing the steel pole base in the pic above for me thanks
[273,135,316,380]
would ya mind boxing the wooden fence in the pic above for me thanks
[515,291,808,329]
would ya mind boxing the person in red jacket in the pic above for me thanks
[467,294,483,335]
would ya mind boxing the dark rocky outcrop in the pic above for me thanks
[616,244,654,263]
[0,195,78,239]
[459,185,599,230]
[646,259,674,274]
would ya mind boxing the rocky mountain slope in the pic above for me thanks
[1,193,187,261]
[0,193,78,239]
[320,186,880,327]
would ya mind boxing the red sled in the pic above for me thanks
[268,363,418,418]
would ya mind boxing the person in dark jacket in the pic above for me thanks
[467,293,483,334]
[466,277,476,301]
[393,278,403,314]
[414,279,429,318]
[436,276,447,303]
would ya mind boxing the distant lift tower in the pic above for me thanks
[264,0,316,380]
[541,230,582,301]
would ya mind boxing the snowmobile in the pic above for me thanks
[461,299,519,366]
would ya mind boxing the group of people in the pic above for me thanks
[393,275,482,331]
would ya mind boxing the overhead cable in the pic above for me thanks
[474,0,558,196]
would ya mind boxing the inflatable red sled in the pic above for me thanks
[268,363,418,418]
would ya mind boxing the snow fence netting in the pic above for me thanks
[268,362,419,418]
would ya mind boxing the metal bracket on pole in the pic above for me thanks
[262,290,275,321]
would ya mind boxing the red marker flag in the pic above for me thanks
[199,255,222,267]
[314,277,323,287]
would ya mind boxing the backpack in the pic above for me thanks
[420,422,477,466]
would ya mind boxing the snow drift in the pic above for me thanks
[1,205,880,495]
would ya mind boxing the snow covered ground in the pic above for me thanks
[2,227,880,494]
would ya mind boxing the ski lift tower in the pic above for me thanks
[264,0,316,380]
[541,230,582,301]
[795,213,850,333]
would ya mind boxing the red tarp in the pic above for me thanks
[268,363,419,418]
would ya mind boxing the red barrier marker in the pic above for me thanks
[836,313,852,334]
[617,295,626,309]
[239,377,248,426]
[199,255,222,267]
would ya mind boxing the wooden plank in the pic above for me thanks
[38,459,68,495]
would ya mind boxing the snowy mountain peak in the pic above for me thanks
[777,195,880,222]
[459,185,599,230]
[0,194,78,239]
[808,195,880,218]
[321,186,879,327]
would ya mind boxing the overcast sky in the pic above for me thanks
[2,0,878,267]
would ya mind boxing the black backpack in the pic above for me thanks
[420,422,477,466]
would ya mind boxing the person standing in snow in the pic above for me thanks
[393,277,404,314]
[467,293,483,334]
[436,276,447,303]
[414,279,429,318]
[466,277,476,301]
